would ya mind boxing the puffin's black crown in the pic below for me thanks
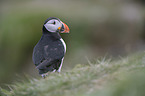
[44,17,61,24]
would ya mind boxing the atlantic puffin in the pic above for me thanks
[32,17,69,78]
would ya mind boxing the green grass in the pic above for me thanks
[1,53,145,96]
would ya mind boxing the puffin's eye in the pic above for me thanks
[52,21,56,25]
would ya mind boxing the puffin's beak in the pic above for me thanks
[59,22,70,33]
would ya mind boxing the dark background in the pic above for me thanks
[0,0,145,86]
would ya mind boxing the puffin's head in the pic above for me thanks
[43,17,69,33]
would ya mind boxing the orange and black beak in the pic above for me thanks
[58,22,70,33]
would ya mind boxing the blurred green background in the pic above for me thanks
[0,0,145,86]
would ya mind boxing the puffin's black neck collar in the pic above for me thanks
[42,26,61,40]
[42,26,49,33]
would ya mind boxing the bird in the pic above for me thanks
[32,17,69,78]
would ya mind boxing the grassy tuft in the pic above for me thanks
[1,53,145,96]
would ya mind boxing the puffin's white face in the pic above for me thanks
[44,19,62,33]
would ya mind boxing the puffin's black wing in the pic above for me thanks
[32,35,65,74]
[36,40,64,67]
[32,42,45,66]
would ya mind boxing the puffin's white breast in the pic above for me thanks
[60,38,66,53]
